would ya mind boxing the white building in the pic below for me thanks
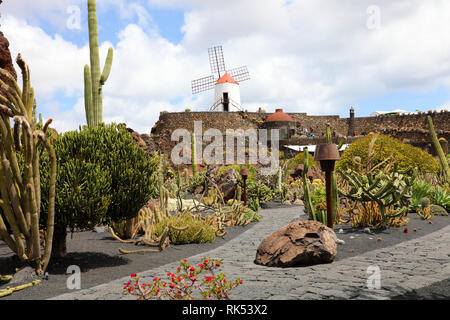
[212,72,242,112]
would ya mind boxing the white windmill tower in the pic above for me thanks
[191,46,250,112]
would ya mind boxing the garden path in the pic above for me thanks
[49,206,450,300]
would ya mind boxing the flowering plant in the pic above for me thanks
[123,257,243,300]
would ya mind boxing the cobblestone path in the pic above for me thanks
[50,206,450,300]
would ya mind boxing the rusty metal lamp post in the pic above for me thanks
[240,167,249,206]
[314,144,340,229]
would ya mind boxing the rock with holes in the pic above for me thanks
[254,219,337,267]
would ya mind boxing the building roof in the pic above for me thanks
[266,109,294,122]
[216,72,238,85]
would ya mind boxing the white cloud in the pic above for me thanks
[2,0,450,133]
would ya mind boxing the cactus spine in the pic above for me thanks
[84,0,113,127]
[427,116,449,183]
[0,55,57,275]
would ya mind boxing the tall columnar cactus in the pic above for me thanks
[84,0,113,127]
[300,148,316,220]
[338,166,415,222]
[277,165,283,198]
[191,132,198,177]
[326,124,339,223]
[0,54,57,275]
[427,116,449,183]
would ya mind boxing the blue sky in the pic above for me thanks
[1,0,450,132]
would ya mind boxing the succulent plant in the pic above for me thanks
[0,55,56,275]
[84,0,113,127]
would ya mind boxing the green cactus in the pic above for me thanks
[84,0,113,127]
[277,165,283,199]
[300,148,316,220]
[191,132,198,177]
[338,166,415,222]
[427,116,449,183]
[326,124,339,224]
[0,55,57,275]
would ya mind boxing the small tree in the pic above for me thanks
[40,124,158,258]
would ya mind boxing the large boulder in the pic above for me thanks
[254,219,337,267]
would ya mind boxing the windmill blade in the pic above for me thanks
[227,66,250,83]
[192,75,216,94]
[208,46,226,77]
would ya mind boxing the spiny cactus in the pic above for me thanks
[338,165,415,222]
[277,165,283,198]
[191,132,198,177]
[325,124,339,224]
[84,0,113,127]
[300,148,316,220]
[0,55,56,275]
[427,115,449,183]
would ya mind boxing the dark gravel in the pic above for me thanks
[333,213,450,261]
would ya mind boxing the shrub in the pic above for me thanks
[285,151,317,177]
[153,214,216,244]
[40,123,158,257]
[217,164,257,182]
[337,134,439,174]
[247,180,273,202]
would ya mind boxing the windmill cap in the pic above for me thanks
[266,109,294,122]
[216,72,238,85]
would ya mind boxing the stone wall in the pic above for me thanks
[149,110,450,156]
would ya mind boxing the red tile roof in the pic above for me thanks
[266,109,294,122]
[216,72,238,85]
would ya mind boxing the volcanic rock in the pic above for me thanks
[254,220,337,267]
[0,30,17,97]
[215,168,238,201]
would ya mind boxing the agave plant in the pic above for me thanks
[409,180,432,212]
[431,186,450,211]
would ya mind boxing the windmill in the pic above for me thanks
[191,46,250,112]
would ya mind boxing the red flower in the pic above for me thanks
[240,280,243,284]
[198,264,204,269]
[153,277,158,282]
[131,273,137,278]
[170,283,175,288]
[189,266,195,272]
